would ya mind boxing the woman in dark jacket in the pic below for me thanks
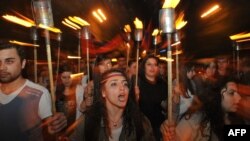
[132,55,167,141]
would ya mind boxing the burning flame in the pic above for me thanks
[97,9,107,21]
[69,16,90,26]
[62,16,90,30]
[70,73,84,78]
[124,24,131,32]
[9,40,39,47]
[201,4,220,18]
[175,12,187,30]
[173,50,183,55]
[133,17,143,29]
[160,57,174,62]
[67,56,81,59]
[2,14,61,33]
[64,18,81,29]
[230,32,250,40]
[171,41,181,47]
[75,17,90,26]
[2,14,35,27]
[62,21,77,30]
[152,29,159,36]
[162,0,180,8]
[38,24,62,33]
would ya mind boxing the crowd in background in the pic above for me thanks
[1,41,250,141]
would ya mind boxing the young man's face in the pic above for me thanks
[217,58,229,71]
[0,48,25,83]
[118,57,126,68]
[159,63,167,75]
[98,59,112,74]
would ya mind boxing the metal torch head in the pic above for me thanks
[32,0,54,26]
[134,29,143,42]
[159,8,175,33]
[81,26,91,40]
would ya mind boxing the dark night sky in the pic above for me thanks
[1,0,250,60]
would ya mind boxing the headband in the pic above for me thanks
[100,72,124,84]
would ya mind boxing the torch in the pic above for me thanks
[231,41,240,79]
[32,0,56,113]
[30,27,38,83]
[124,24,131,68]
[55,33,62,89]
[81,26,91,83]
[159,0,180,123]
[133,18,143,86]
[235,42,240,79]
[174,32,180,84]
[229,32,250,79]
[174,11,187,85]
[152,29,159,55]
[77,31,81,73]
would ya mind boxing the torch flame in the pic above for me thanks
[162,0,180,8]
[2,14,61,33]
[124,24,131,32]
[230,32,250,40]
[2,14,35,27]
[9,40,39,47]
[70,73,84,78]
[133,17,143,29]
[152,29,159,36]
[201,4,220,18]
[160,57,174,62]
[70,16,90,26]
[175,12,187,30]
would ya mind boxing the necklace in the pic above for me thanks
[109,117,122,127]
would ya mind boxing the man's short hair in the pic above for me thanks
[0,40,26,61]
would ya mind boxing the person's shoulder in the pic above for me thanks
[140,113,152,127]
[179,112,202,128]
[139,114,157,140]
[69,114,86,141]
[25,79,50,94]
[76,83,84,89]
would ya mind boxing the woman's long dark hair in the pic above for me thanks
[181,78,244,141]
[139,55,161,83]
[91,54,111,105]
[84,69,145,141]
[179,62,196,98]
[55,64,78,101]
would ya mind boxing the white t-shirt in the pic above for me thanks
[0,79,52,119]
[75,84,84,120]
[179,89,194,117]
[109,125,123,141]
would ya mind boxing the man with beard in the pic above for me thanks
[0,41,67,141]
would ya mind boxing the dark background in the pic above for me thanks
[1,0,250,60]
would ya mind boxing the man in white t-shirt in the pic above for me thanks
[0,41,67,141]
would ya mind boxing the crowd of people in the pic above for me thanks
[0,40,249,141]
